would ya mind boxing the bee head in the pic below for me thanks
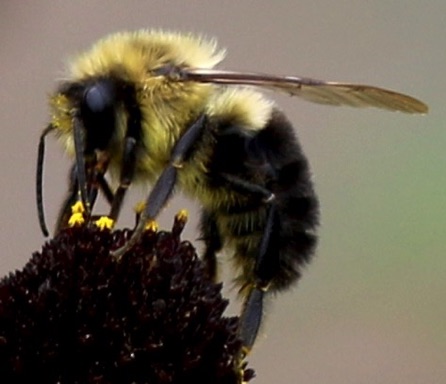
[49,77,123,158]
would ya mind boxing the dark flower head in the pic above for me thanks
[0,214,254,383]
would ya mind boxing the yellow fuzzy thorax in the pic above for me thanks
[69,30,226,81]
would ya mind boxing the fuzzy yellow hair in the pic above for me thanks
[69,30,226,81]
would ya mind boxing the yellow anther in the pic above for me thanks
[133,201,146,215]
[176,209,188,221]
[94,216,114,230]
[240,345,251,359]
[68,212,85,227]
[144,220,159,232]
[71,201,85,214]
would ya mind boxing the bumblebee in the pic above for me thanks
[36,30,428,352]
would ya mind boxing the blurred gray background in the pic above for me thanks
[1,2,444,383]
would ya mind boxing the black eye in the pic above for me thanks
[81,80,116,151]
[84,81,114,113]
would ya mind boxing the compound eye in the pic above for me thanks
[84,81,114,113]
[81,80,116,151]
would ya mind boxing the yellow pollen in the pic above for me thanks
[176,209,189,222]
[145,220,159,232]
[94,216,115,230]
[68,212,85,227]
[71,201,85,214]
[133,201,146,215]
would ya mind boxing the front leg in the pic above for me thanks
[55,160,113,233]
[54,163,80,234]
[107,137,137,222]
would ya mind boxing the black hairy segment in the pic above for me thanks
[201,109,319,292]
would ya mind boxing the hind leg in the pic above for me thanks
[206,174,277,352]
[238,203,277,353]
[200,204,276,353]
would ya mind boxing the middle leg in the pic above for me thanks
[199,209,223,282]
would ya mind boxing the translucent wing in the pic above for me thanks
[180,68,428,114]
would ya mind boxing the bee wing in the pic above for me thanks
[183,69,428,114]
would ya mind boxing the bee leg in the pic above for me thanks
[110,159,178,260]
[239,203,277,353]
[85,167,114,224]
[73,117,91,217]
[199,210,222,281]
[210,172,277,351]
[55,163,110,233]
[239,286,266,354]
[107,137,137,222]
[111,115,207,259]
[55,163,80,233]
[95,171,114,205]
[220,173,274,201]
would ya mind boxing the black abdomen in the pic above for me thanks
[201,109,319,292]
